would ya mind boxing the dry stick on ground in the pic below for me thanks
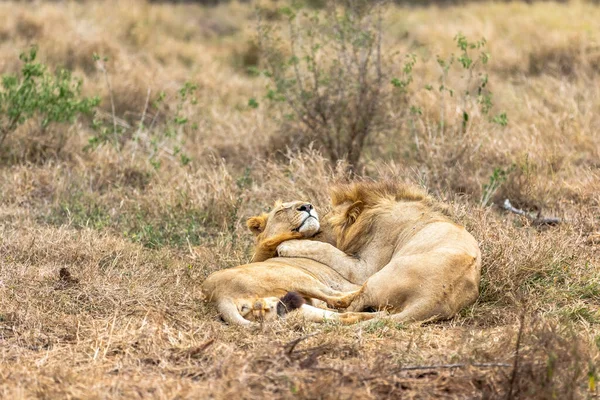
[183,339,215,358]
[395,363,512,371]
[503,199,561,226]
[284,333,317,356]
[359,362,512,382]
[507,312,526,400]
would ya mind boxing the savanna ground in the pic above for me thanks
[0,0,599,398]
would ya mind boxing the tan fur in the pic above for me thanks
[201,200,379,326]
[250,231,304,263]
[277,181,482,323]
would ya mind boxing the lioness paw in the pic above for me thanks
[276,239,303,257]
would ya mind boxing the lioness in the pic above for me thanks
[201,201,379,326]
[277,181,482,323]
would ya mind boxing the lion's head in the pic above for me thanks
[245,200,320,263]
[247,201,320,239]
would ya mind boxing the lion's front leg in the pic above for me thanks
[277,240,367,284]
[251,231,304,262]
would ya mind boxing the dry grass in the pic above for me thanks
[0,0,599,398]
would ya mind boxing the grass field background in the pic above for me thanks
[0,0,599,398]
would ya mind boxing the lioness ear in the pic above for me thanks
[345,201,364,225]
[247,214,268,235]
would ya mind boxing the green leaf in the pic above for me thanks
[248,98,259,109]
[492,112,508,126]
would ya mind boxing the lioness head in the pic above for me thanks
[246,201,320,263]
[247,201,320,239]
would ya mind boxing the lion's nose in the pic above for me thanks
[297,203,313,212]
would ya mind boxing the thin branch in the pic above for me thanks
[507,312,526,400]
[284,333,317,356]
[310,366,344,375]
[397,362,512,371]
[438,63,447,139]
[360,362,512,381]
[0,112,21,149]
[307,24,320,96]
[375,2,383,82]
[288,14,305,97]
[0,80,28,149]
[134,87,152,153]
[503,199,561,226]
[98,61,118,145]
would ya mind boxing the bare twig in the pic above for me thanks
[503,199,561,226]
[172,339,215,359]
[0,112,23,149]
[310,366,344,375]
[0,80,27,149]
[134,87,152,153]
[396,362,512,372]
[284,333,317,356]
[507,312,526,400]
[299,346,327,369]
[360,362,512,381]
[97,60,118,146]
[288,15,304,97]
[188,339,215,357]
[94,110,130,129]
[438,62,447,139]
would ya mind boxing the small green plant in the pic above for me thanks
[481,166,513,207]
[44,190,210,249]
[589,360,597,394]
[492,112,508,127]
[248,97,259,109]
[391,53,417,92]
[432,34,507,135]
[363,318,405,334]
[44,191,112,231]
[559,305,599,325]
[0,46,100,153]
[87,57,196,169]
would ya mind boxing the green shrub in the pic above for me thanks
[254,2,506,170]
[0,46,99,156]
[256,0,411,169]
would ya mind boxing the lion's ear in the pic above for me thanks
[247,214,268,235]
[345,201,364,225]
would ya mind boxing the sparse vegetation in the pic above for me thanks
[0,0,599,398]
[88,56,196,169]
[257,0,409,169]
[0,46,99,161]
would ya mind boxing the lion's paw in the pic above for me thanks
[277,240,304,257]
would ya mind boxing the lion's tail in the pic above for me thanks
[277,292,306,317]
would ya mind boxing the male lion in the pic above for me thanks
[277,181,482,323]
[200,201,379,326]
